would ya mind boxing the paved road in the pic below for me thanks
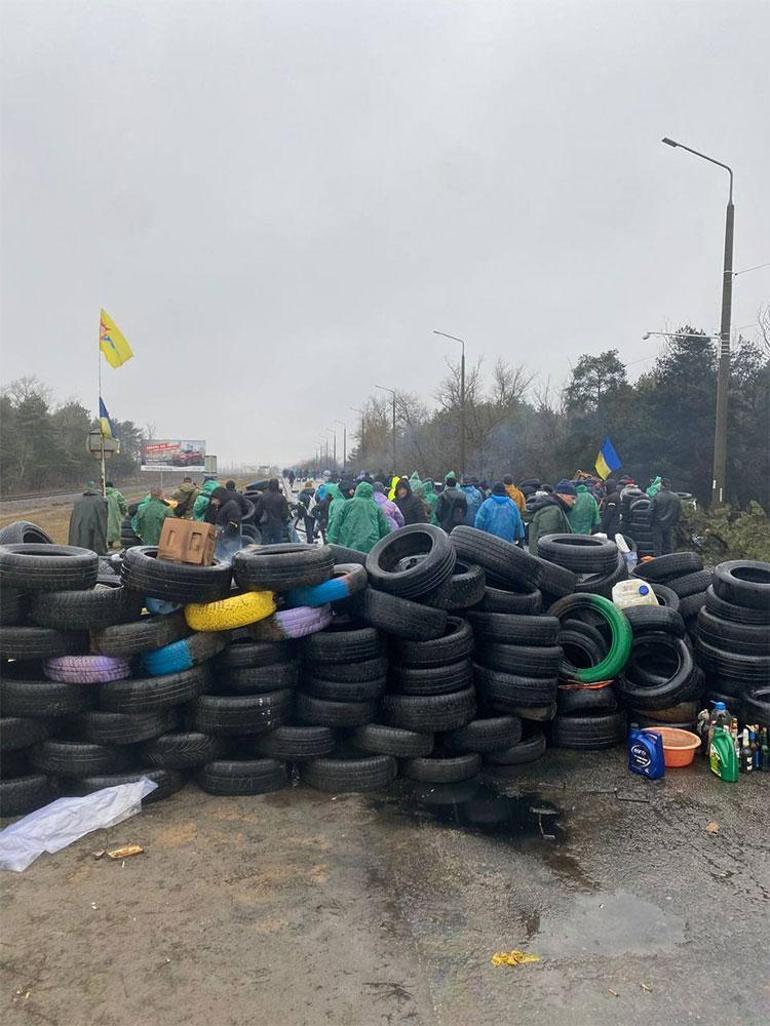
[2,749,767,1026]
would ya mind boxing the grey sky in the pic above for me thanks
[2,0,768,466]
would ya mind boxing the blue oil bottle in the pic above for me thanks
[628,727,666,779]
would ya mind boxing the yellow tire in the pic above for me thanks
[184,591,276,632]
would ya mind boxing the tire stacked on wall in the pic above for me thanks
[633,552,712,636]
[626,497,655,558]
[695,560,770,724]
[537,533,627,601]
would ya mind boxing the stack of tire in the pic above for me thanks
[625,496,655,558]
[634,552,713,636]
[537,533,627,600]
[695,560,770,728]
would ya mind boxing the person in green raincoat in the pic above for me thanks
[567,483,600,535]
[646,475,662,498]
[134,488,174,546]
[417,478,439,523]
[325,482,353,540]
[104,481,128,548]
[193,478,221,521]
[69,483,108,554]
[327,481,390,553]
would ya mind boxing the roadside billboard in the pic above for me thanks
[141,440,206,472]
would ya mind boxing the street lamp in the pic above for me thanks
[350,407,365,460]
[325,427,337,468]
[335,420,347,468]
[662,136,734,505]
[434,330,466,478]
[642,330,720,342]
[376,385,397,473]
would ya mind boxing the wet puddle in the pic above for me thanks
[369,778,563,845]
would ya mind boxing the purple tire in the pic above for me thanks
[276,605,333,639]
[43,655,131,684]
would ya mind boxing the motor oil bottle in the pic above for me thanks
[628,727,665,779]
[709,725,739,782]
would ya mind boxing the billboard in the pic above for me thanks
[141,440,206,472]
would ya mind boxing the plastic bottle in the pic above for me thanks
[612,579,658,609]
[741,729,753,773]
[628,727,666,779]
[706,701,732,750]
[615,533,638,572]
[709,726,740,782]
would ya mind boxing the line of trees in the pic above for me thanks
[320,325,769,509]
[0,377,144,493]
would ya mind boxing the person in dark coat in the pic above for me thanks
[528,480,576,554]
[68,483,108,554]
[600,481,622,538]
[651,478,681,555]
[435,475,468,533]
[254,478,289,544]
[394,477,427,525]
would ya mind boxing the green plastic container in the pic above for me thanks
[709,726,739,782]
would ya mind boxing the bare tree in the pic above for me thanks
[759,302,770,355]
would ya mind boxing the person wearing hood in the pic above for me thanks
[297,480,317,543]
[193,477,221,521]
[600,480,622,538]
[69,482,108,554]
[394,477,428,524]
[325,481,353,540]
[328,481,390,552]
[475,483,525,543]
[134,487,174,546]
[171,477,199,520]
[373,481,405,532]
[435,473,467,533]
[567,483,600,535]
[528,479,576,553]
[461,478,484,526]
[205,487,243,529]
[503,476,526,513]
[416,478,439,523]
[254,478,289,544]
[104,481,128,548]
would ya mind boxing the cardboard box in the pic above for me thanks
[158,518,216,566]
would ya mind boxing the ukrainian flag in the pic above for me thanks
[99,397,116,439]
[99,309,134,368]
[595,437,622,480]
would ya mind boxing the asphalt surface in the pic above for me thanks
[2,748,768,1026]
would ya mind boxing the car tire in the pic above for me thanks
[351,724,434,758]
[466,612,560,647]
[197,758,288,795]
[249,725,337,761]
[0,543,98,592]
[191,690,293,735]
[362,589,447,641]
[28,583,144,630]
[402,753,481,783]
[301,755,397,793]
[382,687,476,732]
[91,611,190,657]
[446,715,522,753]
[550,711,626,749]
[233,543,334,592]
[121,546,232,604]
[451,525,543,590]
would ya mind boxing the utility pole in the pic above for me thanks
[662,138,734,505]
[434,330,467,478]
[351,407,365,461]
[376,386,397,474]
[335,420,347,469]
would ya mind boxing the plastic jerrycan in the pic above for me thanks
[612,579,658,609]
[628,727,665,779]
[709,726,739,782]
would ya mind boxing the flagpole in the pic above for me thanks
[98,313,107,498]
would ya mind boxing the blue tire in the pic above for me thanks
[142,638,194,676]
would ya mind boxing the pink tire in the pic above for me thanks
[43,655,131,684]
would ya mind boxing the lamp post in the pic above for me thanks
[376,385,397,474]
[434,330,466,478]
[326,428,337,469]
[662,137,734,505]
[350,407,365,461]
[335,420,347,469]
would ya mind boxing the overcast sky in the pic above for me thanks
[2,0,768,466]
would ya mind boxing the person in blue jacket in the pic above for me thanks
[475,482,525,543]
[461,477,484,526]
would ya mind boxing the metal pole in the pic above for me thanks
[460,344,466,478]
[97,320,107,499]
[391,393,397,472]
[333,430,337,468]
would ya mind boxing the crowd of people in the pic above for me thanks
[67,468,681,560]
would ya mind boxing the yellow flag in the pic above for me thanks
[99,309,134,368]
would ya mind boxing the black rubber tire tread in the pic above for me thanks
[301,657,387,683]
[574,553,628,598]
[214,662,300,695]
[634,552,704,582]
[388,659,473,696]
[121,546,233,604]
[0,626,88,660]
[76,710,177,745]
[216,640,295,669]
[141,732,227,769]
[623,605,686,637]
[484,731,547,766]
[557,686,619,715]
[390,617,474,668]
[0,678,96,718]
[301,754,397,792]
[302,625,384,663]
[365,525,456,599]
[0,587,24,626]
[197,758,287,795]
[295,692,377,727]
[72,768,185,803]
[191,690,293,735]
[249,725,336,761]
[351,724,434,758]
[0,774,56,817]
[304,675,385,702]
[704,584,770,625]
[712,560,770,611]
[0,544,98,592]
[667,570,714,599]
[616,635,697,709]
[650,583,681,611]
[0,717,51,751]
[420,561,486,610]
[696,608,770,654]
[551,711,626,749]
[30,739,134,777]
[99,666,207,713]
[694,637,770,684]
[537,534,617,574]
[478,586,543,614]
[27,584,144,630]
[91,611,190,657]
[446,715,522,753]
[476,643,562,679]
[382,687,476,731]
[402,753,481,783]
[233,543,334,592]
[473,663,558,709]
[362,588,448,641]
[328,544,368,566]
[679,592,708,621]
[452,525,542,589]
[743,687,770,726]
[466,612,560,647]
[532,557,579,598]
[558,627,606,674]
[0,521,54,545]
